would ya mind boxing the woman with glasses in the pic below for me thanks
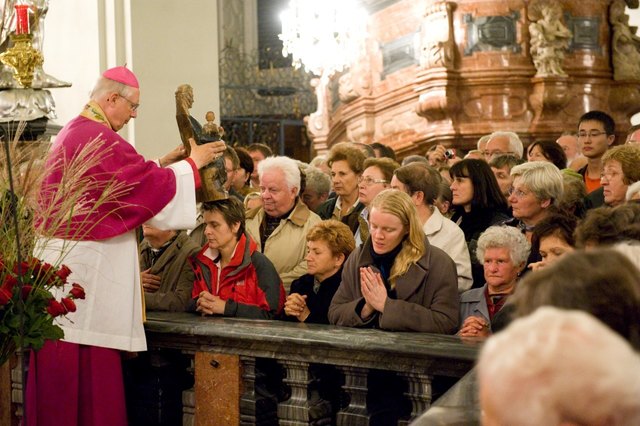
[504,162,564,269]
[354,157,400,245]
[328,190,459,333]
[599,145,640,207]
[507,162,564,235]
[449,159,510,288]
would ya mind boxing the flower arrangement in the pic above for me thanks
[0,123,131,366]
[0,257,85,365]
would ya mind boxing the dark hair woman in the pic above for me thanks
[527,140,568,170]
[449,159,510,288]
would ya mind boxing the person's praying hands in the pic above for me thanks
[196,290,226,315]
[360,266,387,318]
[284,293,310,322]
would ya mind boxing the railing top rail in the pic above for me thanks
[145,312,480,372]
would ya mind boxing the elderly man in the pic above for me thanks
[29,67,224,426]
[246,156,322,291]
[556,131,583,168]
[484,131,524,161]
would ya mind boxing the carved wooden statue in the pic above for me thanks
[175,84,227,201]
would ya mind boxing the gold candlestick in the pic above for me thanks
[0,33,44,89]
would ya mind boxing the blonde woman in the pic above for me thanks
[328,190,459,333]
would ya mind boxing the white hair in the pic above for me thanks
[626,180,640,201]
[510,161,564,205]
[478,307,640,426]
[476,225,530,266]
[477,134,491,150]
[257,156,301,196]
[489,131,524,158]
[89,76,137,101]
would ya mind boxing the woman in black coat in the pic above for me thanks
[284,220,355,324]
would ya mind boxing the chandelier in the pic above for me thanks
[279,0,368,78]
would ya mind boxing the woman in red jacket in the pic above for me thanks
[189,197,285,318]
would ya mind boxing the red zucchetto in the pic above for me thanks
[102,66,139,88]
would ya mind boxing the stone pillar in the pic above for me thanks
[336,366,370,426]
[398,371,432,425]
[277,360,311,425]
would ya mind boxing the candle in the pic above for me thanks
[15,4,30,35]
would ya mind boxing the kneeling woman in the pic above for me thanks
[328,190,459,333]
[186,198,285,318]
[284,220,355,323]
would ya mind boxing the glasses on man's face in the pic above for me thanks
[358,176,388,186]
[119,94,140,112]
[577,130,607,139]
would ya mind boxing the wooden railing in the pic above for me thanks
[143,312,480,426]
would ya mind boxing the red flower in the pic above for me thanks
[61,297,76,313]
[69,283,85,300]
[3,275,18,291]
[0,275,18,305]
[46,300,66,317]
[13,261,31,276]
[0,287,11,305]
[55,265,72,284]
[21,285,33,301]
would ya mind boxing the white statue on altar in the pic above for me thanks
[529,2,572,78]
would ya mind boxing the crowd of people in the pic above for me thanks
[30,66,640,425]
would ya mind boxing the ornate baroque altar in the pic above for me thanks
[308,0,640,156]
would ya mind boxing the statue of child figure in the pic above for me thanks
[202,111,225,141]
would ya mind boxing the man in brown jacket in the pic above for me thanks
[140,225,200,311]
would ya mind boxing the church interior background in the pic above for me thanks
[35,0,640,162]
[3,0,640,424]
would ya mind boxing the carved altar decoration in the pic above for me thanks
[175,84,227,202]
[528,1,572,78]
[610,0,640,81]
[419,1,456,70]
[306,0,640,158]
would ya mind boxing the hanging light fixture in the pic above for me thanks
[279,0,368,78]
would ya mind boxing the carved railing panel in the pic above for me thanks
[141,312,478,426]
